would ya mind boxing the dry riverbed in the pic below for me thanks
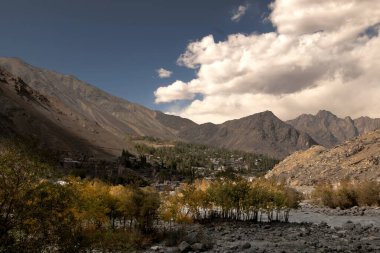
[145,207,380,253]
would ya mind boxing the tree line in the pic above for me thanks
[160,178,301,226]
[0,143,160,252]
[1,142,297,252]
[122,142,279,182]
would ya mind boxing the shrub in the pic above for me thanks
[335,182,358,209]
[312,180,380,209]
[312,184,337,208]
[356,181,380,206]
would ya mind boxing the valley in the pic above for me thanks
[2,0,380,252]
[1,57,380,253]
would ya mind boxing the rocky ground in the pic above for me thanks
[298,203,380,217]
[145,207,380,253]
[266,129,380,186]
[146,221,380,253]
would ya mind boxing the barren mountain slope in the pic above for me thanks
[0,57,200,157]
[354,116,380,135]
[0,58,320,159]
[287,110,358,147]
[266,129,380,186]
[0,57,195,140]
[287,110,380,147]
[0,67,119,157]
[179,111,316,159]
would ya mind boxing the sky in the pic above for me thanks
[1,0,380,124]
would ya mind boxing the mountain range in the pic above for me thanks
[0,57,379,159]
[287,110,380,148]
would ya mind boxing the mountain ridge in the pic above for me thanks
[287,110,380,147]
[1,57,379,159]
[178,110,316,158]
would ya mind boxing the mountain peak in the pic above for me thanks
[287,110,380,148]
[179,109,315,159]
[242,110,277,121]
[257,110,276,117]
[316,110,337,118]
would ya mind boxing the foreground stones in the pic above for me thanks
[146,220,380,253]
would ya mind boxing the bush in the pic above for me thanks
[312,180,380,209]
[356,181,380,206]
[335,182,358,209]
[313,184,337,208]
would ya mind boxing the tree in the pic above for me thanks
[0,145,51,251]
[0,144,86,252]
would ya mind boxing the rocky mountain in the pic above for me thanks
[287,110,380,147]
[0,57,320,159]
[179,111,317,158]
[354,116,380,135]
[0,66,124,157]
[0,58,195,139]
[266,129,380,186]
[0,57,196,158]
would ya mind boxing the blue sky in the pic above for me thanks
[2,0,379,123]
[0,0,273,112]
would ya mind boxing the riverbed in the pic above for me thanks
[145,207,380,253]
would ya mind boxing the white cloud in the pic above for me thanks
[154,80,195,103]
[156,68,173,78]
[155,0,380,124]
[231,4,249,22]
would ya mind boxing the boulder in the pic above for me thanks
[191,243,205,252]
[242,242,251,249]
[178,241,192,253]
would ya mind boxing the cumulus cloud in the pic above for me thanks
[155,0,380,124]
[154,80,195,103]
[231,4,249,22]
[156,68,173,78]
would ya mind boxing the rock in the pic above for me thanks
[150,246,161,251]
[242,242,251,249]
[361,236,380,241]
[342,221,355,231]
[178,241,192,253]
[228,245,239,250]
[185,232,199,244]
[166,247,180,253]
[221,231,229,236]
[191,243,205,252]
[354,223,362,231]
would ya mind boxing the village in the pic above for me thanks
[58,142,278,192]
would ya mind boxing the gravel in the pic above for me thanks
[145,207,380,253]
